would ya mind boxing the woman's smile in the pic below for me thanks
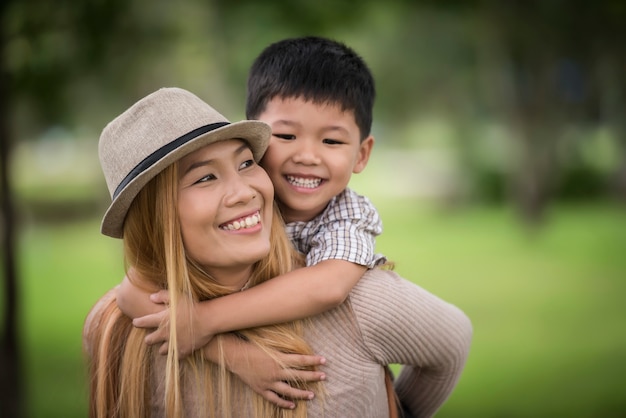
[219,210,262,231]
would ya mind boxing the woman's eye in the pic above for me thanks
[274,133,296,140]
[240,159,255,170]
[194,173,216,184]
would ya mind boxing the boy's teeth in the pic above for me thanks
[287,176,321,188]
[221,212,261,230]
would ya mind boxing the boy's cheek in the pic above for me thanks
[259,152,280,172]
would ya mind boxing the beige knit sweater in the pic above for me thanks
[84,268,472,417]
[304,268,472,417]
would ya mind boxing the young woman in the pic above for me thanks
[84,87,325,418]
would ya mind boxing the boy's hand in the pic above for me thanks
[132,290,214,358]
[116,273,163,319]
[222,343,326,409]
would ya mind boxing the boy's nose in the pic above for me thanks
[292,141,321,165]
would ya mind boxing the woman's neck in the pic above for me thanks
[207,266,254,291]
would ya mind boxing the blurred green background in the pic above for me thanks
[1,1,625,417]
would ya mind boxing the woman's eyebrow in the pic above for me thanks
[183,142,250,175]
[233,142,250,156]
[184,159,214,175]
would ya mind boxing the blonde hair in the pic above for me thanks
[86,162,321,417]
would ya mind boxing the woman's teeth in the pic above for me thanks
[286,176,321,188]
[221,212,261,230]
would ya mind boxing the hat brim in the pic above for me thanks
[101,120,270,238]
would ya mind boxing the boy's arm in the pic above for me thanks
[205,334,325,409]
[115,275,326,409]
[117,271,163,319]
[137,260,367,355]
[213,259,367,325]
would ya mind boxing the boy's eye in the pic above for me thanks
[323,138,344,145]
[274,133,296,140]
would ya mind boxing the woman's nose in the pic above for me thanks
[223,176,257,206]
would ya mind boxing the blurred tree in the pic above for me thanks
[368,0,626,220]
[474,0,626,222]
[0,0,19,414]
[1,0,173,415]
[1,2,20,416]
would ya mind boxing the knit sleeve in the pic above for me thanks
[349,269,473,418]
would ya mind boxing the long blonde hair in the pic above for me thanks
[86,162,320,417]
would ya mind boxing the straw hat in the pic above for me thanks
[99,87,270,238]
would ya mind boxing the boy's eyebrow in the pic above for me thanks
[321,125,350,135]
[182,142,249,175]
[272,120,349,135]
[271,119,300,128]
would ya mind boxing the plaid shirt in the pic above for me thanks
[285,188,386,268]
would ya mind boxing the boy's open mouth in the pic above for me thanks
[286,175,322,189]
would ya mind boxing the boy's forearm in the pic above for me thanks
[200,260,366,335]
[203,333,242,368]
[116,273,162,319]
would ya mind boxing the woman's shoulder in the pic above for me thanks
[348,268,410,315]
[82,288,117,356]
[349,268,472,338]
[352,268,406,295]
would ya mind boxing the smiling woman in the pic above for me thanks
[84,87,323,418]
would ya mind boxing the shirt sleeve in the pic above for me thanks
[306,189,386,268]
[349,269,473,417]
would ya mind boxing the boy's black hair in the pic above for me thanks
[246,36,375,140]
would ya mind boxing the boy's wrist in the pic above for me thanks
[202,333,243,371]
[195,298,221,341]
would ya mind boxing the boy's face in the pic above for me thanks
[258,97,373,223]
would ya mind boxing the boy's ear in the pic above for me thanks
[353,136,374,174]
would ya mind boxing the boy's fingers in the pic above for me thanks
[150,290,169,305]
[144,329,167,346]
[261,390,296,410]
[133,311,166,329]
[282,354,326,368]
[271,382,315,401]
[283,369,326,383]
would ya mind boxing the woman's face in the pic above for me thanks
[177,139,274,289]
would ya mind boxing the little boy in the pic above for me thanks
[122,36,386,362]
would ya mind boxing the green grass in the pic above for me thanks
[12,201,626,417]
[373,200,626,417]
[18,221,124,418]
